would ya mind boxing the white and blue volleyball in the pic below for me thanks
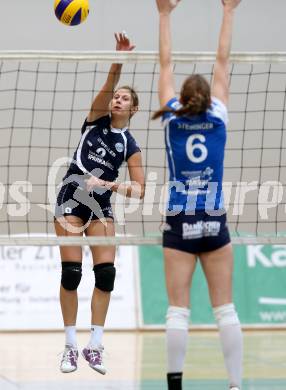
[54,0,89,26]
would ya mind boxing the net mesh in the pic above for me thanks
[1,52,286,245]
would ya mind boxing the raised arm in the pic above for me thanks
[212,0,241,106]
[87,32,135,122]
[156,0,180,107]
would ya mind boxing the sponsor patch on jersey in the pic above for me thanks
[96,147,107,157]
[103,128,108,135]
[87,140,93,147]
[115,142,124,153]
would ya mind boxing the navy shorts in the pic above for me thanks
[163,211,231,254]
[55,181,114,225]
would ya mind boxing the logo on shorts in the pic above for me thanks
[102,206,113,217]
[65,207,72,214]
[103,128,108,135]
[182,221,221,239]
[115,142,124,153]
[102,206,112,215]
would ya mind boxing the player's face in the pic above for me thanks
[111,89,136,119]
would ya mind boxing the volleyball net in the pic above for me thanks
[1,51,286,246]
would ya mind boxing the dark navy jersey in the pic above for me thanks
[65,115,141,185]
[163,97,228,212]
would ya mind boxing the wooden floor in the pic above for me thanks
[0,330,286,389]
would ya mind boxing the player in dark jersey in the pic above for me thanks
[154,1,242,390]
[55,32,145,374]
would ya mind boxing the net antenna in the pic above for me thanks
[1,51,286,246]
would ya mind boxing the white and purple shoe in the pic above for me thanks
[82,345,106,375]
[60,345,78,373]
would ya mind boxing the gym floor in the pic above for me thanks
[1,330,286,389]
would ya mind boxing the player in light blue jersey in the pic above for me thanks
[154,1,242,389]
[54,32,145,375]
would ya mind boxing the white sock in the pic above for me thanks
[88,325,104,348]
[64,326,77,348]
[166,328,189,373]
[219,324,243,388]
[166,306,190,373]
[213,304,243,389]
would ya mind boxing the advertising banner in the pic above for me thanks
[0,243,138,330]
[1,242,285,329]
[139,245,286,326]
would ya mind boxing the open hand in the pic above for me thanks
[85,176,106,192]
[115,31,135,51]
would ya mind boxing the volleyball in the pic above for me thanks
[54,0,89,26]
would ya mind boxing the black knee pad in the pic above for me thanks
[93,263,116,292]
[61,261,82,291]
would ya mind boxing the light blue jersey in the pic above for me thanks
[163,97,228,212]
